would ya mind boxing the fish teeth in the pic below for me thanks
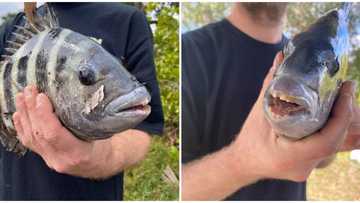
[140,99,148,106]
[279,95,295,103]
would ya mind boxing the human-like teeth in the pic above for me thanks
[140,98,150,106]
[279,95,296,103]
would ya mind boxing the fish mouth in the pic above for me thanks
[105,86,151,116]
[267,91,310,119]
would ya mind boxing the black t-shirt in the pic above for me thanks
[0,3,164,200]
[182,19,306,200]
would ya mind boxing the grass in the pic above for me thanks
[307,152,360,200]
[124,134,179,201]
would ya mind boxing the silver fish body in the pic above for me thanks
[0,6,151,155]
[263,4,350,139]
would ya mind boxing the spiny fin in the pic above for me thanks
[43,4,59,28]
[4,48,17,55]
[1,32,28,60]
[14,25,35,37]
[0,130,27,156]
[0,55,12,61]
[0,110,27,156]
[1,3,60,62]
[6,40,22,49]
[25,3,59,32]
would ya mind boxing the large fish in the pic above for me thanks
[0,4,151,155]
[263,3,351,139]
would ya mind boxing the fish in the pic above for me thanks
[263,3,351,140]
[0,4,151,155]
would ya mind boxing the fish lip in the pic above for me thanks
[105,86,151,116]
[265,90,313,121]
[270,90,311,109]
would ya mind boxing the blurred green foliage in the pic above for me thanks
[124,137,179,200]
[124,2,179,201]
[181,2,232,32]
[147,2,179,132]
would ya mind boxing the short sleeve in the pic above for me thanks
[124,10,164,135]
[181,33,208,163]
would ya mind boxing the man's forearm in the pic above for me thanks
[87,129,151,179]
[182,143,261,200]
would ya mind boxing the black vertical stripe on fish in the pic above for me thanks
[54,56,67,90]
[3,62,15,114]
[53,32,85,89]
[35,50,48,93]
[17,56,29,88]
[49,28,62,39]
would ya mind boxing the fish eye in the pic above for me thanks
[79,66,96,86]
[321,61,327,67]
[327,59,340,77]
[321,59,339,77]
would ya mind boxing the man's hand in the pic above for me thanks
[340,96,360,151]
[230,52,358,182]
[182,52,359,200]
[13,85,151,179]
[317,93,360,168]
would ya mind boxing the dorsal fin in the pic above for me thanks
[0,3,60,61]
[27,3,59,31]
[43,3,59,28]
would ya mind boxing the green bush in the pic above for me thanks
[124,3,179,200]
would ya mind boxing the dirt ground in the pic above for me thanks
[307,152,360,200]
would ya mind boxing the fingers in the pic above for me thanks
[35,93,63,138]
[24,85,38,111]
[14,85,61,154]
[339,90,360,151]
[24,85,42,138]
[12,112,24,137]
[339,123,360,151]
[319,81,355,139]
[295,81,356,159]
[15,92,33,146]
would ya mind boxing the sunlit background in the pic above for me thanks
[182,2,360,201]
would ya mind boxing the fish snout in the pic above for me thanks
[264,76,316,120]
[105,85,151,117]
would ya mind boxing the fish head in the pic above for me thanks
[54,33,151,140]
[263,31,344,139]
